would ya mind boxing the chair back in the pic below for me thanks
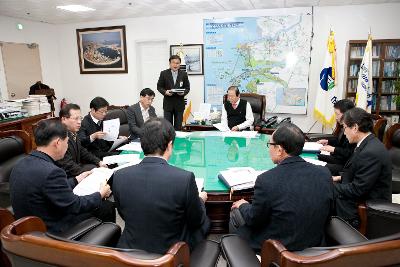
[223,93,266,125]
[0,208,14,267]
[383,124,400,193]
[371,114,387,141]
[1,216,191,267]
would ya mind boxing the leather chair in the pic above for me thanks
[105,105,130,137]
[383,123,400,193]
[223,93,266,127]
[0,208,14,267]
[1,216,221,267]
[0,130,32,209]
[221,215,400,267]
[371,114,387,142]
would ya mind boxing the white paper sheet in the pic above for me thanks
[171,88,185,93]
[213,122,230,132]
[302,157,327,166]
[222,131,258,138]
[102,154,141,165]
[73,168,113,196]
[195,178,204,193]
[219,167,258,190]
[112,159,143,172]
[108,138,128,152]
[102,118,120,141]
[175,131,193,138]
[303,142,323,152]
[116,142,143,152]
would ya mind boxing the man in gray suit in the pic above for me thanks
[126,88,157,140]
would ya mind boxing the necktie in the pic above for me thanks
[232,103,237,109]
[71,133,77,142]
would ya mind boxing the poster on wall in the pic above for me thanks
[76,25,128,74]
[203,13,312,114]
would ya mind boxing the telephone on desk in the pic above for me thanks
[260,116,291,129]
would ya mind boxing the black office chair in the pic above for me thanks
[223,93,266,127]
[383,123,400,193]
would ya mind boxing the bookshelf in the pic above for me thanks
[345,39,400,125]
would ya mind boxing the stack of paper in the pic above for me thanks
[303,142,323,153]
[175,131,193,138]
[218,167,258,191]
[222,131,258,138]
[102,154,141,165]
[73,168,113,196]
[171,88,186,93]
[302,158,327,166]
[117,142,143,152]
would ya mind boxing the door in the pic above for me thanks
[136,40,168,116]
[1,42,43,100]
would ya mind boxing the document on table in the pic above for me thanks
[175,131,192,138]
[108,137,128,152]
[116,142,143,152]
[195,178,204,193]
[102,154,141,165]
[171,88,185,93]
[222,131,258,138]
[112,159,143,172]
[73,168,113,196]
[302,157,327,166]
[102,118,120,141]
[213,122,230,132]
[303,142,323,152]
[218,167,258,191]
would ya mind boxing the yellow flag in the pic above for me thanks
[182,101,192,125]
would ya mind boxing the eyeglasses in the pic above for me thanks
[69,116,83,121]
[95,109,108,115]
[266,142,277,148]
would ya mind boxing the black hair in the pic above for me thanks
[90,97,109,111]
[227,86,240,96]
[272,122,305,156]
[141,118,176,155]
[343,107,373,133]
[59,103,80,118]
[333,99,355,113]
[34,119,68,146]
[140,88,155,97]
[169,55,181,63]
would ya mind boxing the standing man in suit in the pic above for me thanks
[126,88,157,140]
[57,104,108,177]
[317,99,356,175]
[157,55,190,130]
[221,86,254,131]
[10,119,111,234]
[113,118,209,254]
[333,107,392,228]
[78,97,120,158]
[231,123,333,252]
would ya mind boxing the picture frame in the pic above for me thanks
[76,25,128,74]
[170,44,204,75]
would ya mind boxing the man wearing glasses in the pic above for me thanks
[230,122,333,252]
[126,88,157,140]
[57,103,108,177]
[78,97,122,158]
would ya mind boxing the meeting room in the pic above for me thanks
[1,0,400,266]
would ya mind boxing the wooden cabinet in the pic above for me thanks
[345,39,400,124]
[0,113,51,149]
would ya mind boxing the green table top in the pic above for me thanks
[122,131,317,193]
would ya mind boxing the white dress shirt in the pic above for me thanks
[89,113,101,142]
[140,102,150,123]
[221,98,254,130]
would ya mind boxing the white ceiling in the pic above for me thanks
[0,0,399,24]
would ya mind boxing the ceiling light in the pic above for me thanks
[56,5,95,12]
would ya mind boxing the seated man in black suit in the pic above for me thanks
[231,122,333,252]
[126,88,157,140]
[317,99,356,175]
[333,107,392,228]
[78,97,123,158]
[221,86,254,131]
[56,104,108,177]
[10,119,111,234]
[113,118,210,254]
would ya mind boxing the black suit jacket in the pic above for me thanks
[238,156,333,252]
[157,69,190,112]
[126,102,157,139]
[78,114,113,159]
[10,151,101,233]
[113,157,209,254]
[56,131,100,177]
[334,134,392,221]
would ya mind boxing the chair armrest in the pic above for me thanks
[305,133,336,142]
[221,235,260,267]
[79,222,121,247]
[190,239,220,267]
[326,216,367,245]
[365,200,400,238]
[57,217,101,240]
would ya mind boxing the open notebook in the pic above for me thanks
[218,167,259,192]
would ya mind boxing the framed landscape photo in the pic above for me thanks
[170,44,203,75]
[76,25,128,74]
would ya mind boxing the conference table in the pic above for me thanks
[123,131,317,233]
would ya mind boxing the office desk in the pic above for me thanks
[123,131,317,233]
